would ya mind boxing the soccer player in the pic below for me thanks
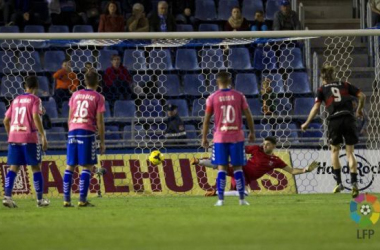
[63,72,106,207]
[301,65,366,198]
[192,136,318,196]
[202,71,255,206]
[2,76,49,208]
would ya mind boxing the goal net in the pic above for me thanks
[0,31,379,198]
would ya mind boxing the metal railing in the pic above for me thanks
[313,51,319,93]
[299,2,305,30]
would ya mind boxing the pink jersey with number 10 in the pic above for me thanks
[68,89,106,132]
[205,89,249,143]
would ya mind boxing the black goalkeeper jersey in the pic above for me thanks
[315,81,361,119]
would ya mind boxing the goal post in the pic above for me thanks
[0,30,379,198]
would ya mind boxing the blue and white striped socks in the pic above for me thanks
[4,170,17,197]
[63,170,73,202]
[234,170,246,201]
[79,169,91,202]
[216,170,227,201]
[33,172,44,200]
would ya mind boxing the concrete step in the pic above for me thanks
[309,37,367,50]
[305,19,360,30]
[300,0,353,7]
[315,54,370,68]
[304,6,353,19]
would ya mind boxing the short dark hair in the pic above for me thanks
[111,54,120,61]
[216,71,231,84]
[62,59,70,64]
[255,10,264,15]
[85,72,99,87]
[104,1,120,15]
[24,76,39,90]
[264,136,277,145]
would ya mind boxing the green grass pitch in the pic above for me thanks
[0,194,379,250]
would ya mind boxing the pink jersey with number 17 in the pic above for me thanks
[205,89,249,143]
[68,89,106,132]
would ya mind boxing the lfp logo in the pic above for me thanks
[350,194,380,227]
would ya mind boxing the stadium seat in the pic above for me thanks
[253,48,277,70]
[294,97,315,117]
[140,99,164,117]
[114,100,136,118]
[61,101,70,118]
[175,49,200,70]
[70,49,95,72]
[191,99,206,117]
[148,49,173,71]
[242,0,264,21]
[44,51,66,72]
[218,0,239,20]
[176,24,194,32]
[24,25,45,33]
[123,125,132,142]
[0,76,24,98]
[198,23,220,32]
[43,98,58,119]
[98,50,119,71]
[247,98,262,116]
[287,72,311,95]
[302,123,323,140]
[37,76,51,97]
[255,124,273,139]
[46,127,66,141]
[48,25,70,33]
[266,0,281,20]
[105,126,121,140]
[183,74,206,96]
[195,0,217,20]
[279,48,305,69]
[0,102,6,119]
[261,73,285,94]
[157,75,182,97]
[0,126,7,142]
[166,99,189,116]
[229,48,253,70]
[73,25,94,33]
[185,125,198,144]
[200,48,226,69]
[275,123,299,141]
[234,74,259,96]
[0,26,20,33]
[0,51,18,74]
[275,98,292,116]
[19,51,43,73]
[123,49,147,71]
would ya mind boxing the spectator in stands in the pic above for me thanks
[251,10,269,31]
[84,62,95,74]
[164,104,187,144]
[149,1,176,32]
[0,0,11,24]
[353,99,368,137]
[273,0,301,31]
[124,0,152,16]
[7,0,41,28]
[126,3,149,32]
[98,1,125,32]
[173,0,195,25]
[77,0,101,31]
[224,6,250,31]
[53,59,79,113]
[260,78,276,116]
[103,54,134,105]
[49,0,84,29]
[370,0,380,26]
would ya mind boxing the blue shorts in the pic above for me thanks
[211,141,246,166]
[7,143,42,166]
[67,129,97,166]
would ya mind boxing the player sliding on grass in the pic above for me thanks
[193,136,318,196]
[202,71,255,206]
[301,65,366,198]
[63,72,106,207]
[2,76,49,208]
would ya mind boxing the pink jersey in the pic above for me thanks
[5,93,43,143]
[68,89,106,132]
[206,89,249,143]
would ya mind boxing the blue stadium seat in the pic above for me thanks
[266,0,281,20]
[218,0,239,20]
[133,74,152,92]
[61,101,70,118]
[98,50,119,71]
[302,123,323,140]
[247,98,262,116]
[253,48,277,70]
[261,73,285,94]
[254,124,273,139]
[141,99,164,117]
[123,49,147,71]
[0,76,24,98]
[0,51,18,74]
[149,49,173,70]
[192,99,206,117]
[0,126,8,142]
[114,100,136,118]
[183,74,206,96]
[147,124,166,140]
[200,48,226,69]
[279,48,305,69]
[294,97,315,117]
[176,24,194,32]
[19,51,43,73]
[105,126,121,140]
[242,0,264,21]
[288,72,311,95]
[43,98,58,119]
[175,49,200,70]
[24,25,44,33]
[0,102,6,119]
[275,123,299,141]
[0,26,22,49]
[37,76,51,97]
[44,51,66,72]
[195,0,217,20]
[198,23,220,32]
[234,74,259,96]
[229,48,253,70]
[48,25,70,33]
[275,98,292,116]
[166,99,189,116]
[46,127,66,141]
[123,125,132,142]
[157,75,182,97]
[0,26,20,33]
[70,49,95,72]
[73,25,94,33]
[185,125,198,144]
